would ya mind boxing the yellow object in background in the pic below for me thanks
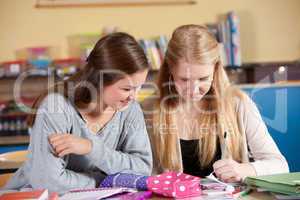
[137,89,155,102]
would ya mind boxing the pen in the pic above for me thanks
[221,131,230,159]
[239,187,253,197]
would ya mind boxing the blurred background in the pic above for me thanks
[0,0,299,174]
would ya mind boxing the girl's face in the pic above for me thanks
[172,61,214,101]
[102,69,148,110]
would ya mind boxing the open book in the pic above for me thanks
[59,187,137,200]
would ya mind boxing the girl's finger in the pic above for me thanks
[219,171,236,181]
[214,165,232,177]
[55,143,70,154]
[49,134,69,143]
[213,159,230,171]
[58,149,72,157]
[50,138,66,148]
[224,176,241,183]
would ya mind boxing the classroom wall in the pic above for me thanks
[1,0,300,63]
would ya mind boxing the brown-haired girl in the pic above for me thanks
[4,32,152,194]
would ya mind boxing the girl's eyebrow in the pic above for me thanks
[178,75,211,80]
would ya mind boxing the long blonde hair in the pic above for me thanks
[153,24,246,170]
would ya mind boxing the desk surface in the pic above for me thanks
[240,191,275,200]
[0,160,23,170]
[150,191,275,199]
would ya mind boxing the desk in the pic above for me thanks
[0,161,23,174]
[0,149,28,174]
[240,191,274,200]
[149,191,275,199]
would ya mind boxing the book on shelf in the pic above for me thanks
[139,35,168,70]
[207,11,242,67]
[228,11,242,67]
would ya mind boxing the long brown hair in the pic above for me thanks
[153,25,246,170]
[28,32,150,127]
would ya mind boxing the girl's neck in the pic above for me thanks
[179,99,203,115]
[78,101,114,119]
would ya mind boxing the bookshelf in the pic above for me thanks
[0,61,299,149]
[0,59,80,140]
[1,11,299,147]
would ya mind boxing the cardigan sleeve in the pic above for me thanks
[237,95,289,176]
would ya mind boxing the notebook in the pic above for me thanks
[200,176,238,198]
[104,191,152,200]
[0,189,48,200]
[59,187,137,200]
[245,172,300,195]
[205,172,235,192]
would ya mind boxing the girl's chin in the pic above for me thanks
[191,96,203,101]
[115,101,130,111]
[181,96,203,102]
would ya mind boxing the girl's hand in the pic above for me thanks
[213,159,256,183]
[48,134,92,157]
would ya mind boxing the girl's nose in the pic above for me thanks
[129,86,142,101]
[189,80,201,96]
[128,93,135,101]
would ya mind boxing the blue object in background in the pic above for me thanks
[242,84,300,172]
[0,145,28,154]
[29,59,51,69]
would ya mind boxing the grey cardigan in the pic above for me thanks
[4,93,152,194]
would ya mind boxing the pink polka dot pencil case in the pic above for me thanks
[100,172,201,198]
[147,172,201,198]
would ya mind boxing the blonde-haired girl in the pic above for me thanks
[143,25,288,182]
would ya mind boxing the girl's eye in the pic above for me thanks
[122,88,131,92]
[181,78,188,82]
[199,78,207,82]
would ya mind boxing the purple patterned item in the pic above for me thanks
[100,173,149,191]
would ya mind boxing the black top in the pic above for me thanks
[180,139,221,177]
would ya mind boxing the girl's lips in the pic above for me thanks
[121,100,130,105]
